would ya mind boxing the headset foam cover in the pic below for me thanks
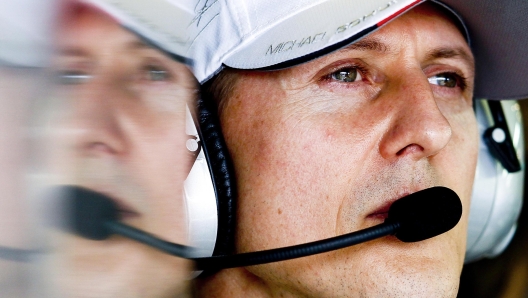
[196,90,237,259]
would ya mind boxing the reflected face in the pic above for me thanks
[48,5,194,298]
[217,3,477,298]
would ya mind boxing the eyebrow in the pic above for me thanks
[58,47,91,58]
[127,39,172,58]
[127,40,153,51]
[342,37,391,53]
[337,37,475,72]
[425,47,475,72]
[126,38,187,64]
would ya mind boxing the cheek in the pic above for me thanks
[130,103,187,177]
[127,111,188,240]
[227,116,337,248]
[444,109,478,196]
[222,93,383,250]
[435,108,478,251]
[139,85,193,114]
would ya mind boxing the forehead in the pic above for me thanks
[377,2,468,43]
[54,3,176,67]
[398,2,468,41]
[56,5,136,49]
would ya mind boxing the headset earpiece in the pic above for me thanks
[184,104,218,258]
[184,94,237,263]
[466,99,525,262]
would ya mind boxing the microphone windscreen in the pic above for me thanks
[387,186,462,242]
[61,186,119,240]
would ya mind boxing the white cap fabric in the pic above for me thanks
[0,0,58,67]
[79,0,195,62]
[189,0,528,100]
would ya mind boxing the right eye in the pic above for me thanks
[140,64,172,82]
[57,70,91,85]
[329,68,363,83]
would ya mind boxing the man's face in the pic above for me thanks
[218,3,477,297]
[47,5,193,298]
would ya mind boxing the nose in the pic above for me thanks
[68,78,127,157]
[378,70,452,161]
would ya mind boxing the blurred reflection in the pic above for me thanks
[0,0,56,297]
[39,2,195,297]
[0,67,44,298]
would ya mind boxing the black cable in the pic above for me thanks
[192,221,400,270]
[105,221,193,259]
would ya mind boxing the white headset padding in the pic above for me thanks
[465,100,525,262]
[184,105,218,258]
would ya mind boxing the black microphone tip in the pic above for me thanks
[60,186,119,240]
[387,186,462,242]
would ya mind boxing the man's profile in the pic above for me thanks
[41,1,195,297]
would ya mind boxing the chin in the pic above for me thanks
[360,275,459,298]
[302,232,464,297]
[49,238,190,298]
[353,235,462,298]
[242,233,461,298]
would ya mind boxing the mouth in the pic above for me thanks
[116,207,140,220]
[367,193,410,220]
[367,204,391,220]
[105,194,140,220]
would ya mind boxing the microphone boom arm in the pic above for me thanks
[105,221,193,259]
[192,221,400,271]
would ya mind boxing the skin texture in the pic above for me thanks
[196,3,478,298]
[44,4,194,298]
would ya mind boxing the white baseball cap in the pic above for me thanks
[189,0,528,100]
[75,0,195,63]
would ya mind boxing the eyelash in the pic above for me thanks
[429,71,468,91]
[141,64,173,82]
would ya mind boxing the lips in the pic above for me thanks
[103,193,140,220]
[113,201,140,219]
[367,193,410,220]
[367,203,391,220]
